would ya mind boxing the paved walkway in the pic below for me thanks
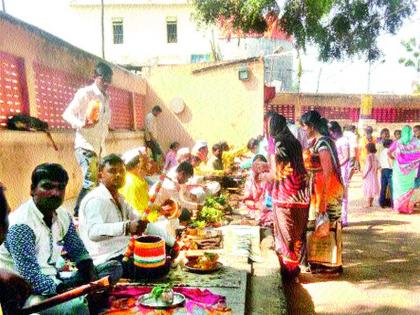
[283,174,420,314]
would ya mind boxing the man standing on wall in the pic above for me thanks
[145,105,163,163]
[62,62,113,217]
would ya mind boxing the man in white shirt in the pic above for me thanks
[150,162,196,211]
[287,120,308,149]
[379,139,393,208]
[62,62,113,217]
[145,105,163,162]
[191,141,209,164]
[78,154,148,277]
[0,163,122,314]
[0,183,31,315]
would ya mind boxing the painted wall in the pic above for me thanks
[0,14,146,209]
[143,59,265,151]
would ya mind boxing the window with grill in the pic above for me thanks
[0,52,29,127]
[166,18,177,43]
[113,19,124,44]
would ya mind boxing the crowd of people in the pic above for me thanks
[240,110,420,281]
[358,125,420,213]
[0,63,252,314]
[0,62,419,314]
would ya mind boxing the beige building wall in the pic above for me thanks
[0,14,146,209]
[0,131,144,210]
[143,59,265,151]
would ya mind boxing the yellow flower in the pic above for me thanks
[146,208,159,223]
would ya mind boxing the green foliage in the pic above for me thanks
[399,37,420,73]
[198,206,224,223]
[205,194,227,207]
[192,0,416,62]
[190,219,206,228]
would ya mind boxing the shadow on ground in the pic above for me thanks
[341,223,420,290]
[280,174,420,314]
[282,279,315,315]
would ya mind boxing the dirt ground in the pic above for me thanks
[283,174,420,315]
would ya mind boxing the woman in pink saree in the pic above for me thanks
[388,126,420,214]
[268,113,310,280]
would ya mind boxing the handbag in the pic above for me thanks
[307,221,342,267]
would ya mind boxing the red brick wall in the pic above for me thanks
[0,51,29,127]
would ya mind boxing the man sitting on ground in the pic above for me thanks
[0,182,32,315]
[191,141,224,177]
[78,154,148,277]
[0,164,122,314]
[120,150,182,247]
[150,162,196,211]
[119,148,150,215]
[192,141,209,164]
[220,141,248,171]
[176,147,192,165]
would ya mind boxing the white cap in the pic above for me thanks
[192,141,207,155]
[122,147,146,165]
[176,147,190,160]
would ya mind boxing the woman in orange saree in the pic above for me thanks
[301,111,344,274]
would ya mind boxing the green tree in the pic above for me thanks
[192,0,415,62]
[399,37,420,73]
[399,37,420,93]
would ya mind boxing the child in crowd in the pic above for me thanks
[363,143,380,207]
[394,129,401,140]
[164,141,180,170]
[211,143,224,170]
[220,141,248,171]
[240,138,260,170]
[243,155,270,213]
[379,139,393,208]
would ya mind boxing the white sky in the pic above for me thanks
[299,3,420,95]
[3,0,420,94]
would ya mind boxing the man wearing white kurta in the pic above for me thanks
[62,62,113,217]
[79,154,179,277]
[144,105,163,161]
